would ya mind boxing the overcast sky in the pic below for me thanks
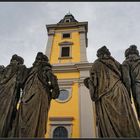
[0,2,140,67]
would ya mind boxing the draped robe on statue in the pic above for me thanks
[122,57,140,121]
[14,63,59,137]
[0,63,25,137]
[88,58,140,137]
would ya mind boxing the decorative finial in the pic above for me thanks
[66,10,71,15]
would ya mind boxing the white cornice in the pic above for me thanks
[46,22,88,33]
[59,41,73,46]
[58,79,75,86]
[49,116,74,122]
[52,62,92,73]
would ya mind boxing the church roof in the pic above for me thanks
[46,13,88,33]
[58,13,78,24]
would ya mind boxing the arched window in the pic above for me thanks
[53,126,68,138]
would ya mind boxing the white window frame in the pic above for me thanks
[58,41,73,59]
[59,45,72,58]
[62,32,71,39]
[48,117,73,138]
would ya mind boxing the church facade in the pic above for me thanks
[45,13,97,138]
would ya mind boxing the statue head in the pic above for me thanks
[125,48,130,58]
[125,45,139,58]
[35,52,44,61]
[129,45,139,56]
[17,56,24,64]
[42,54,52,69]
[10,54,24,65]
[10,54,19,64]
[33,52,44,66]
[42,54,49,62]
[11,54,18,61]
[97,46,111,58]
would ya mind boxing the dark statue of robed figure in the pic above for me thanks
[122,45,140,121]
[0,55,26,137]
[1,48,140,138]
[12,52,60,137]
[84,46,140,137]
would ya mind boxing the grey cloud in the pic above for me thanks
[0,2,140,67]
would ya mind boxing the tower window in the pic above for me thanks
[61,47,70,57]
[64,19,70,23]
[62,33,70,38]
[59,41,73,59]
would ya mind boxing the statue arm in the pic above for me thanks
[89,70,98,101]
[84,69,98,101]
[46,70,60,99]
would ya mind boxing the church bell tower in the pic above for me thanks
[45,13,97,138]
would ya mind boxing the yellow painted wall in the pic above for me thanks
[45,82,80,138]
[50,29,80,64]
[55,72,80,79]
[46,27,81,138]
[45,72,80,138]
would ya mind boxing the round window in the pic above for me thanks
[56,89,71,102]
[53,126,68,138]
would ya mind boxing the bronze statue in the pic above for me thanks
[13,52,60,138]
[0,54,26,137]
[122,45,140,121]
[84,46,140,137]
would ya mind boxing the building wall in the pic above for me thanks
[45,72,81,138]
[46,27,82,137]
[45,17,96,138]
[45,84,80,137]
[50,29,81,64]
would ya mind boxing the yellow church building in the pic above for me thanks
[45,13,97,138]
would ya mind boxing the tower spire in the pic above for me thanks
[67,10,71,15]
